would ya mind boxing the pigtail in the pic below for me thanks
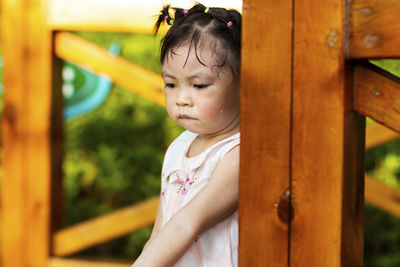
[227,9,241,47]
[227,9,242,29]
[154,5,174,34]
[190,3,207,13]
[173,7,186,20]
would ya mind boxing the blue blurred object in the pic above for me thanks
[0,41,121,120]
[63,41,121,120]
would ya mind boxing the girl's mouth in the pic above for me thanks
[178,114,195,120]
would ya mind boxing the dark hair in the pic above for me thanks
[154,4,241,79]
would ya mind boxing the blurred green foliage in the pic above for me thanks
[63,32,183,260]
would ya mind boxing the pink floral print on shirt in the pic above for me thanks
[170,170,197,195]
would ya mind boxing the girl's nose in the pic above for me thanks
[176,89,193,106]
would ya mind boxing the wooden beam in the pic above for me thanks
[54,32,165,106]
[291,0,365,265]
[365,175,400,218]
[366,122,399,149]
[47,0,166,33]
[353,62,400,133]
[47,0,241,33]
[349,0,400,59]
[240,0,292,265]
[48,258,130,267]
[53,197,159,256]
[1,0,61,266]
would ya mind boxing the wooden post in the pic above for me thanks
[240,0,293,265]
[241,0,365,265]
[290,0,365,265]
[1,0,63,266]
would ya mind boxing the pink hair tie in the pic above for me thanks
[183,9,188,15]
[227,21,233,28]
[164,15,169,21]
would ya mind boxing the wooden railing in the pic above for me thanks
[53,197,159,257]
[55,32,165,106]
[365,123,400,217]
[1,0,399,266]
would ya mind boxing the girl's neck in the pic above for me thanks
[186,118,240,158]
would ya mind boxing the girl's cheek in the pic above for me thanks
[164,99,175,117]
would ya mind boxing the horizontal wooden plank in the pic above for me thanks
[47,0,166,33]
[47,0,242,33]
[53,197,159,256]
[54,32,165,106]
[353,62,400,133]
[365,175,400,218]
[48,258,130,267]
[349,0,400,59]
[366,122,399,149]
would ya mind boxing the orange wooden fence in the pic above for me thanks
[1,0,400,266]
[240,0,399,266]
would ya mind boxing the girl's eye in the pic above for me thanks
[164,83,176,89]
[194,84,209,89]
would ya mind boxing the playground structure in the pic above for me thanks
[0,0,399,266]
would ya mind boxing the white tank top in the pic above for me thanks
[161,130,240,267]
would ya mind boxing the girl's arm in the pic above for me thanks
[133,146,240,267]
[142,197,163,251]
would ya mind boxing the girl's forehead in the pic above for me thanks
[172,43,214,63]
[162,45,219,75]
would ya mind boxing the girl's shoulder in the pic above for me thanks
[161,131,197,175]
[167,130,198,154]
[173,130,198,145]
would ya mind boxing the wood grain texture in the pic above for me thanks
[365,122,399,149]
[53,196,159,256]
[1,0,59,266]
[291,0,365,265]
[365,175,400,218]
[55,32,165,106]
[240,0,292,265]
[48,258,130,267]
[353,62,400,133]
[349,0,400,59]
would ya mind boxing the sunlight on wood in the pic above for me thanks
[48,258,130,267]
[353,62,400,133]
[53,197,159,256]
[47,0,242,33]
[365,175,400,218]
[55,32,165,106]
[366,123,399,149]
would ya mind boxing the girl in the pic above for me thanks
[133,3,241,266]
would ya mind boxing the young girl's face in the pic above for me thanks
[162,42,240,137]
